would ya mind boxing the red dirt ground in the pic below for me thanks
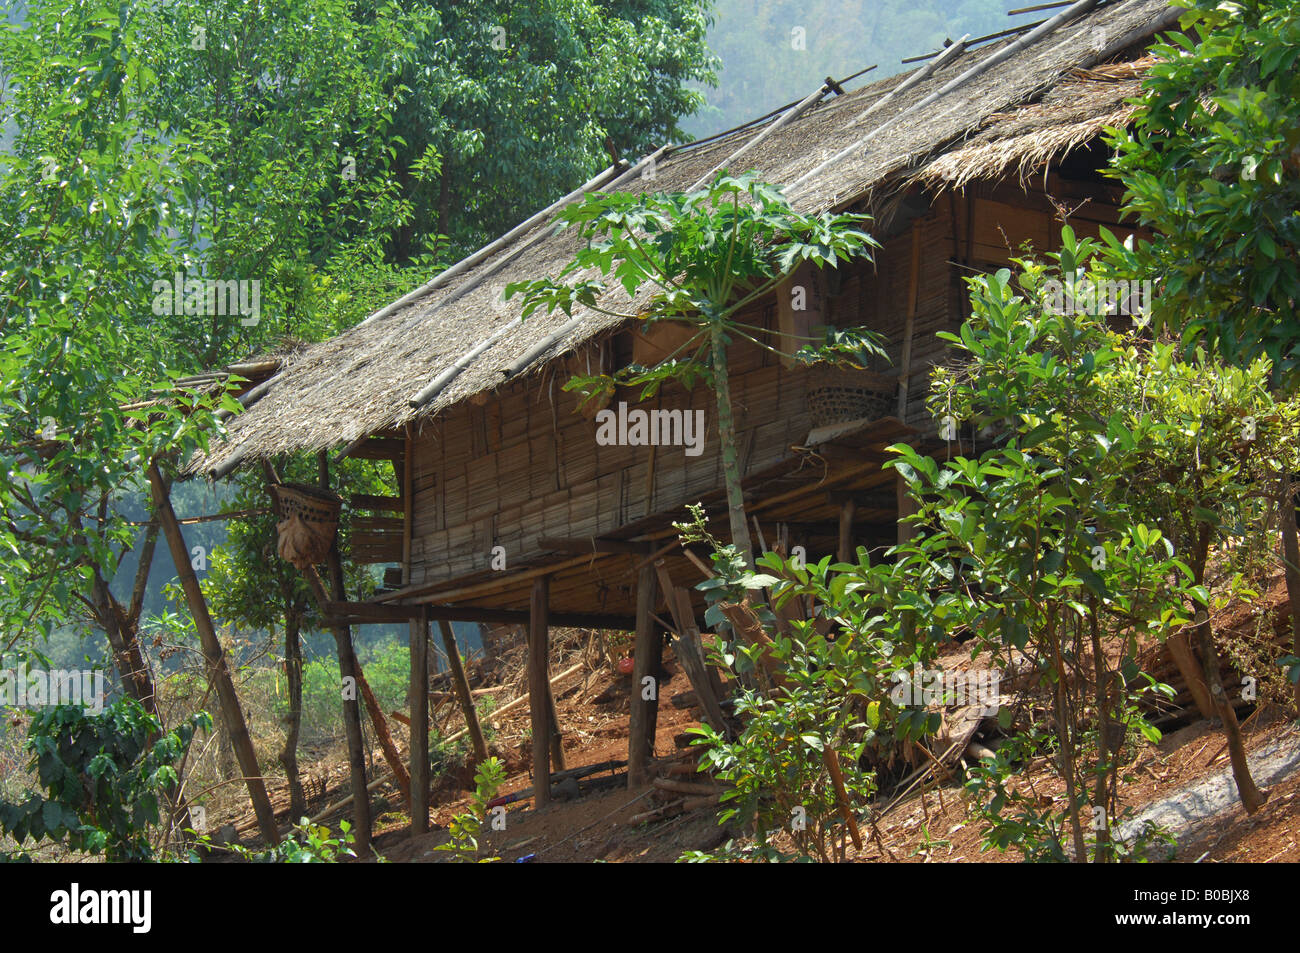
[231,575,1300,863]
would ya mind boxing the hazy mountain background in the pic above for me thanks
[682,0,1031,140]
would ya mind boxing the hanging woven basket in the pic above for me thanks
[268,483,343,569]
[806,365,895,428]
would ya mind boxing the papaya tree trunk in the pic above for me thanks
[710,323,754,567]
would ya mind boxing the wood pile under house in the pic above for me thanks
[168,0,1186,845]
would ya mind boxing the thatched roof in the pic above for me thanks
[192,0,1177,478]
[914,57,1152,189]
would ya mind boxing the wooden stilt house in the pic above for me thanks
[191,0,1180,822]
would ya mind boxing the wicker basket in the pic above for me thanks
[268,483,343,569]
[806,366,894,428]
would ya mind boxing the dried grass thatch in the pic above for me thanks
[191,0,1177,478]
[914,57,1153,189]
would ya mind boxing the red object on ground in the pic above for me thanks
[618,657,635,675]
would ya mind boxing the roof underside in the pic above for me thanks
[192,0,1175,478]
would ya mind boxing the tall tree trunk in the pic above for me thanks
[281,611,307,820]
[1089,602,1112,862]
[74,507,158,713]
[1192,524,1267,814]
[710,323,754,567]
[1048,611,1088,862]
[80,514,196,841]
[91,567,156,709]
[1276,471,1300,714]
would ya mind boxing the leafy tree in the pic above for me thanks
[510,171,883,565]
[136,0,435,362]
[894,232,1202,859]
[0,0,234,675]
[1107,0,1300,711]
[1093,334,1300,795]
[388,0,717,260]
[1108,0,1300,377]
[0,699,210,861]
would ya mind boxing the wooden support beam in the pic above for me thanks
[529,576,552,807]
[774,520,902,539]
[324,601,420,624]
[355,664,411,809]
[654,560,729,734]
[401,425,414,585]
[146,460,279,845]
[825,490,896,508]
[628,562,660,787]
[376,552,611,604]
[350,493,405,512]
[338,436,405,461]
[292,454,374,855]
[670,588,730,734]
[304,559,373,855]
[410,610,430,834]
[437,620,489,765]
[537,536,652,555]
[323,600,635,631]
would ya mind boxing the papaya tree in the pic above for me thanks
[508,171,884,565]
[1106,0,1300,708]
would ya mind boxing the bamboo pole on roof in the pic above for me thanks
[786,35,971,196]
[407,145,672,410]
[793,0,1106,198]
[686,79,841,191]
[357,163,622,331]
